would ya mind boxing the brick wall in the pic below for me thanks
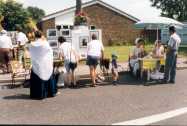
[83,4,142,45]
[41,4,142,45]
[41,18,55,37]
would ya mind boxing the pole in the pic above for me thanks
[76,0,82,15]
[157,27,159,41]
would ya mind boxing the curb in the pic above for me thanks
[0,66,187,89]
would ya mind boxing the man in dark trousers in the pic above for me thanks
[164,26,181,84]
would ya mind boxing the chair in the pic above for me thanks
[23,57,32,80]
[10,59,31,86]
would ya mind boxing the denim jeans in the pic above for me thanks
[164,51,177,82]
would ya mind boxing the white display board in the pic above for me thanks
[47,26,102,60]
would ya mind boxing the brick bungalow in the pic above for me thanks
[40,0,144,45]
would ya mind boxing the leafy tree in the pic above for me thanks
[0,0,29,31]
[0,0,45,31]
[150,0,187,21]
[27,6,45,22]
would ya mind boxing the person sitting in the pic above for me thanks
[129,38,146,77]
[152,40,165,58]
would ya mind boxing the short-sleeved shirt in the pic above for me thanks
[132,47,142,58]
[155,46,164,57]
[59,42,77,63]
[0,34,13,49]
[168,33,181,51]
[87,40,104,57]
[17,32,28,46]
[112,59,118,69]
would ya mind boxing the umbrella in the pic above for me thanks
[134,16,184,41]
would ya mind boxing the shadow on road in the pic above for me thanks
[77,71,165,87]
[117,72,165,86]
[3,94,30,100]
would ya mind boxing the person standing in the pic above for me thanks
[0,30,13,73]
[58,36,79,88]
[16,26,28,64]
[164,26,181,84]
[87,34,104,87]
[111,52,119,85]
[29,31,55,100]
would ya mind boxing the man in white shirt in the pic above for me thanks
[16,26,28,64]
[0,30,13,73]
[86,34,104,87]
[164,26,181,84]
[0,30,13,49]
[58,36,79,88]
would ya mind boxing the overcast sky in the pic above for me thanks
[17,0,161,20]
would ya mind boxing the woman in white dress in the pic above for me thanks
[28,31,56,100]
[129,38,146,77]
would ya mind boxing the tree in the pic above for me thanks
[0,15,3,31]
[0,0,29,31]
[150,0,187,21]
[27,6,45,22]
[0,0,45,31]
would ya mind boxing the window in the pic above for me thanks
[47,29,57,39]
[60,29,71,37]
[62,25,69,29]
[90,25,96,30]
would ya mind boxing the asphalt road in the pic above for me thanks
[0,70,187,125]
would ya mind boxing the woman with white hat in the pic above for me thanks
[129,38,145,77]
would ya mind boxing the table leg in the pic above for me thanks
[147,70,150,81]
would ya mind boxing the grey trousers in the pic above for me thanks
[18,49,24,64]
[164,51,177,82]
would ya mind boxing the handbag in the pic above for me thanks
[47,69,59,97]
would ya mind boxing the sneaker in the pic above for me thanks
[169,80,175,84]
[56,92,61,95]
[96,79,102,83]
[112,81,118,86]
[91,84,97,87]
[68,83,74,88]
[161,79,169,84]
[73,84,79,89]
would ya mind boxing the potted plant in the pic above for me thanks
[74,12,88,26]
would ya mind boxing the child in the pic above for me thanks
[111,52,119,85]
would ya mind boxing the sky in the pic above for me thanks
[17,0,161,20]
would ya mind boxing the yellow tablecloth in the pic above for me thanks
[139,58,165,70]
